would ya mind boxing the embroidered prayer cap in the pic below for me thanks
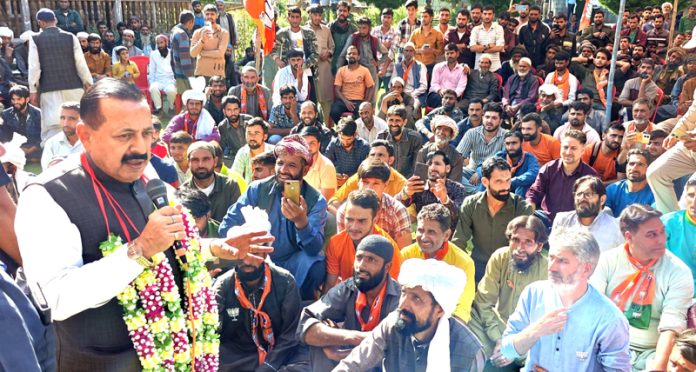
[122,29,135,37]
[356,235,394,263]
[479,53,493,63]
[430,115,458,140]
[35,8,56,22]
[274,134,313,167]
[398,258,466,317]
[182,89,206,105]
[186,141,216,159]
[113,45,127,56]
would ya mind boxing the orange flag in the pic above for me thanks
[245,0,275,54]
[578,0,593,31]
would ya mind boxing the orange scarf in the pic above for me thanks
[609,243,657,330]
[425,241,449,260]
[507,152,526,176]
[240,85,268,120]
[402,60,415,82]
[354,280,388,332]
[552,70,571,101]
[593,69,609,108]
[234,265,275,365]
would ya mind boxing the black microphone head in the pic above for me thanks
[146,179,169,209]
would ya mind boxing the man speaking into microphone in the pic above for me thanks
[15,78,272,371]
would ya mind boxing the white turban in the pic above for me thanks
[182,89,206,105]
[399,259,467,372]
[480,53,493,63]
[76,31,88,40]
[0,27,14,39]
[19,31,34,43]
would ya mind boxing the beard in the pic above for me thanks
[12,102,27,111]
[517,70,529,78]
[627,171,646,182]
[158,47,169,58]
[434,135,449,148]
[248,140,262,150]
[507,148,523,158]
[193,167,214,180]
[510,250,540,271]
[354,266,386,292]
[569,118,583,128]
[443,103,455,112]
[490,187,511,202]
[522,132,537,142]
[63,126,76,137]
[228,114,240,123]
[396,308,433,335]
[236,264,265,282]
[389,125,403,137]
[90,47,102,54]
[123,39,134,48]
[575,200,601,218]
[347,57,358,65]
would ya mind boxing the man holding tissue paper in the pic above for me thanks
[499,227,630,371]
[220,134,327,301]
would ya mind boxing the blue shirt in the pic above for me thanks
[662,211,696,290]
[268,104,300,129]
[0,105,42,146]
[476,150,540,197]
[218,178,327,287]
[325,136,370,176]
[502,281,630,372]
[605,179,655,217]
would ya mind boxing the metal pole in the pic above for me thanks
[669,0,679,46]
[604,0,626,126]
[20,0,31,31]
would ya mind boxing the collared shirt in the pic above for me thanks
[415,142,465,182]
[304,154,337,194]
[356,116,388,144]
[553,210,624,252]
[84,50,112,78]
[397,18,422,47]
[501,281,631,371]
[272,66,309,105]
[336,193,411,241]
[561,108,607,135]
[377,128,423,177]
[219,115,252,161]
[469,247,548,356]
[590,247,694,350]
[452,191,533,267]
[430,61,467,96]
[400,241,476,322]
[605,179,655,216]
[325,136,370,176]
[470,22,505,71]
[408,27,445,66]
[553,123,601,146]
[219,178,327,287]
[525,159,598,221]
[269,104,300,129]
[390,59,428,98]
[445,28,474,66]
[371,25,399,74]
[335,311,485,372]
[401,179,468,230]
[230,143,274,184]
[40,133,83,170]
[456,126,508,169]
[54,9,83,33]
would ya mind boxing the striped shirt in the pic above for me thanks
[324,136,370,176]
[397,18,422,47]
[170,24,194,79]
[470,22,505,71]
[336,193,411,240]
[456,126,508,169]
[371,25,399,75]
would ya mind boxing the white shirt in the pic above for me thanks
[28,27,93,94]
[289,30,303,50]
[15,158,162,321]
[470,22,505,71]
[545,70,579,107]
[553,210,624,252]
[356,116,388,144]
[272,65,309,106]
[40,132,83,170]
[148,49,176,86]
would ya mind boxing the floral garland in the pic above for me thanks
[99,209,220,371]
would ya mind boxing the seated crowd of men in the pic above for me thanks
[3,0,696,371]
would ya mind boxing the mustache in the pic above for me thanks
[400,309,416,321]
[121,152,148,163]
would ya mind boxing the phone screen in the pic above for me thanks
[515,4,527,12]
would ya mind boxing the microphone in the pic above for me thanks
[146,179,187,264]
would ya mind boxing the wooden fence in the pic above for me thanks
[1,0,244,36]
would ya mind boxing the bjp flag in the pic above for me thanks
[578,0,594,30]
[245,0,275,54]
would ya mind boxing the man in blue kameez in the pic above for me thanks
[663,179,696,289]
[220,135,327,301]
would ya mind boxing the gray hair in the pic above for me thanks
[548,227,600,270]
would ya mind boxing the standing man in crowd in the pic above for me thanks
[54,0,83,34]
[409,7,445,85]
[307,5,335,126]
[330,1,357,77]
[171,11,195,94]
[29,8,92,143]
[191,4,229,80]
[470,6,505,72]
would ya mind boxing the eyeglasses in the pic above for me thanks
[574,191,597,199]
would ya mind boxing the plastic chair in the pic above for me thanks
[129,55,153,108]
[652,87,664,123]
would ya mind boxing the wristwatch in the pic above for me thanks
[127,240,153,268]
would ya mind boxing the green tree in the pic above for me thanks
[597,0,687,14]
